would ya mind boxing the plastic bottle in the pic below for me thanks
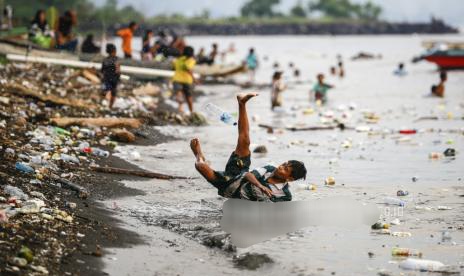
[392,248,422,257]
[399,258,444,271]
[79,128,96,138]
[15,162,35,174]
[60,154,80,164]
[384,197,405,207]
[203,103,237,126]
[91,148,110,158]
[54,127,70,136]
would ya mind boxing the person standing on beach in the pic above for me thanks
[190,93,307,202]
[311,73,334,104]
[101,44,121,109]
[172,46,196,113]
[431,71,447,97]
[245,48,259,84]
[117,21,138,59]
[271,71,285,110]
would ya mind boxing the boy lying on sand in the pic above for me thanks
[190,93,307,202]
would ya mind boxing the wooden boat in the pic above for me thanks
[0,38,246,78]
[413,41,464,69]
[422,49,464,69]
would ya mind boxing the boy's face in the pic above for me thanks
[274,162,294,182]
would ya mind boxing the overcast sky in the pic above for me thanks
[93,0,464,28]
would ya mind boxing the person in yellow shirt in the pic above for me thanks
[172,46,196,113]
[116,21,138,58]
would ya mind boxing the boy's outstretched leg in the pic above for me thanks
[190,138,216,182]
[234,93,258,157]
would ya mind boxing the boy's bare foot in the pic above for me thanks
[237,92,258,105]
[190,138,205,162]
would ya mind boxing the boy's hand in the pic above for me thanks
[259,185,273,198]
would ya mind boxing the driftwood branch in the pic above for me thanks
[50,174,90,198]
[51,117,142,129]
[90,165,192,180]
[258,123,348,132]
[4,83,96,109]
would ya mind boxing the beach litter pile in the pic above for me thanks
[0,62,204,275]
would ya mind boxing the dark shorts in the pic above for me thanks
[124,53,132,59]
[208,152,251,195]
[173,82,193,98]
[102,80,118,96]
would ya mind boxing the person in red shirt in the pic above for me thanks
[117,21,138,59]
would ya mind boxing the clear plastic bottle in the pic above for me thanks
[384,197,405,207]
[60,154,80,164]
[203,103,237,125]
[92,148,110,158]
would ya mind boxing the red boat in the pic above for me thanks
[423,49,464,69]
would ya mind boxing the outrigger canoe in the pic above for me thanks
[0,39,246,78]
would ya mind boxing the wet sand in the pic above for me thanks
[103,35,464,275]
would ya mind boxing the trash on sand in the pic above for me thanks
[15,162,35,174]
[390,218,401,225]
[392,248,422,257]
[442,231,452,242]
[399,129,416,135]
[383,197,405,207]
[130,151,142,160]
[4,185,29,200]
[397,190,409,196]
[399,258,444,272]
[443,148,456,157]
[19,199,45,214]
[18,246,34,262]
[10,257,28,267]
[253,145,268,154]
[371,222,389,230]
[391,231,412,237]
[437,205,452,210]
[325,176,335,185]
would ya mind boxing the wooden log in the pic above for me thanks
[50,174,89,198]
[90,165,192,180]
[110,129,136,143]
[51,117,142,129]
[7,54,180,78]
[4,83,96,108]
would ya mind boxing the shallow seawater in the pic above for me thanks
[105,35,464,276]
